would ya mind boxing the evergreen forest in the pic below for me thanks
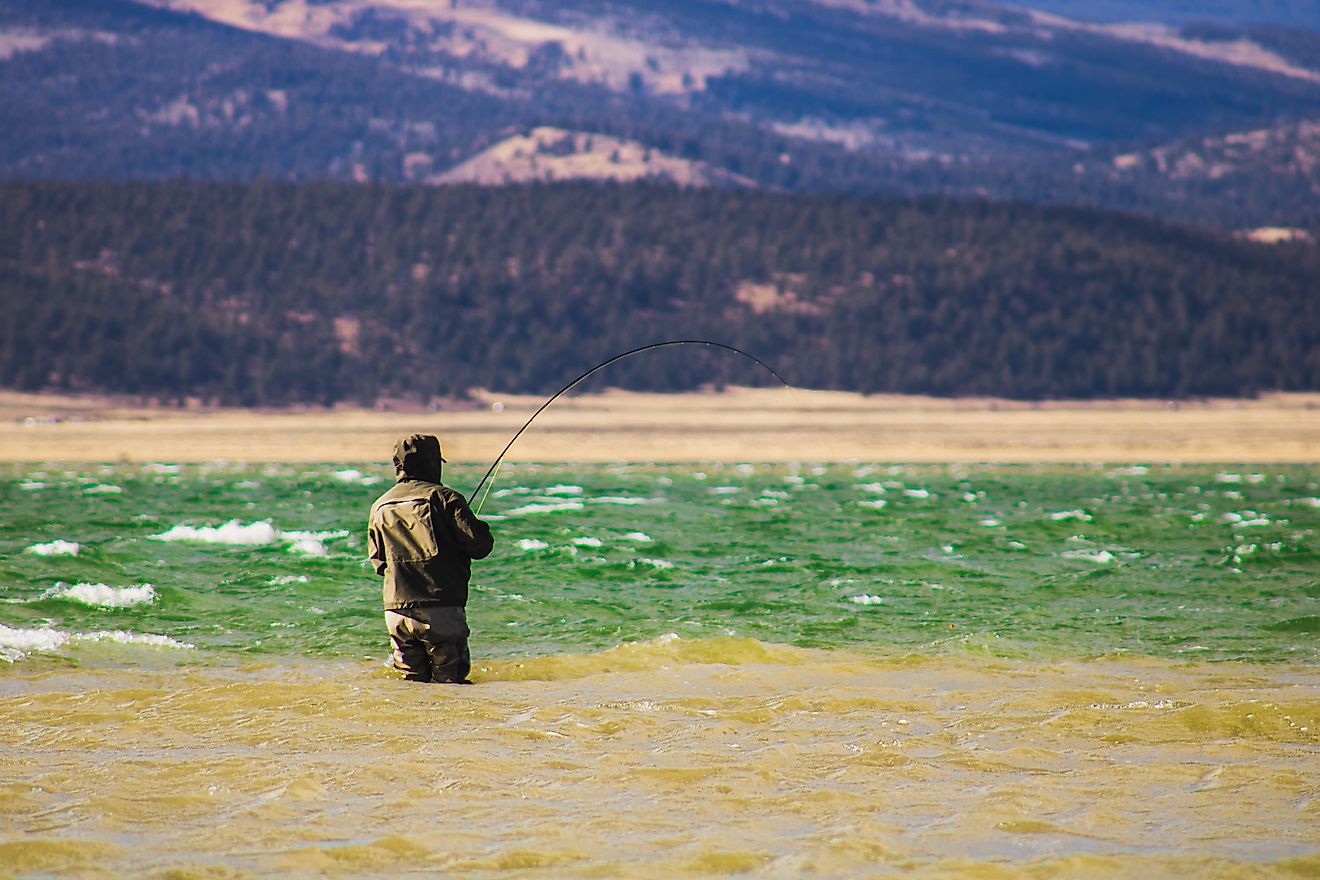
[2,181,1316,405]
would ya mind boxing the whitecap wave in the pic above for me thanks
[572,537,603,548]
[1049,509,1092,522]
[42,582,156,608]
[589,496,657,505]
[517,538,550,551]
[1061,549,1114,563]
[79,630,193,649]
[631,558,673,570]
[333,468,382,486]
[287,538,328,556]
[0,623,67,661]
[620,531,653,543]
[152,519,278,544]
[504,501,585,516]
[1222,511,1273,527]
[26,539,80,556]
[83,484,123,494]
[848,594,884,606]
[0,623,191,662]
[278,529,347,557]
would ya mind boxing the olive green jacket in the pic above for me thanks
[368,434,493,610]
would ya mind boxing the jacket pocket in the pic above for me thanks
[378,498,440,562]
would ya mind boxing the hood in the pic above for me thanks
[393,433,445,483]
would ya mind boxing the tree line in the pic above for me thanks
[2,180,1316,405]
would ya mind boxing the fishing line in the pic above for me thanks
[470,340,792,513]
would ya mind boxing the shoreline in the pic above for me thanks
[2,388,1318,463]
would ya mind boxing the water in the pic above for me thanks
[2,463,1318,877]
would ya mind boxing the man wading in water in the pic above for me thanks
[368,434,494,683]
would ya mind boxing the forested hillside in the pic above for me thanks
[2,181,1316,404]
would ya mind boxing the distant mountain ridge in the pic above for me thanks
[2,0,1320,229]
[1013,0,1320,30]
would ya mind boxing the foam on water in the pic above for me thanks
[631,558,673,570]
[588,496,657,505]
[517,539,550,551]
[78,630,193,649]
[332,468,382,486]
[152,519,278,544]
[620,531,653,543]
[1050,509,1093,521]
[279,528,347,556]
[26,539,80,556]
[504,500,585,515]
[83,483,123,494]
[0,622,191,661]
[41,582,157,608]
[1061,548,1115,563]
[287,538,328,556]
[848,594,884,606]
[1223,511,1273,527]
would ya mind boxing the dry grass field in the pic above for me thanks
[1,388,1317,463]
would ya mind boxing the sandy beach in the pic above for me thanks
[1,388,1317,463]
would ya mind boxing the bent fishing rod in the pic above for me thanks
[469,339,792,513]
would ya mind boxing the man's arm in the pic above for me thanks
[367,518,388,576]
[440,489,494,559]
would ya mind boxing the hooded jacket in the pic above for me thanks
[368,434,494,609]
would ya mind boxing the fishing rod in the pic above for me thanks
[469,339,792,513]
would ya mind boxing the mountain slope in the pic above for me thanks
[1015,0,1320,30]
[3,181,1316,403]
[137,0,1320,155]
[3,0,1320,229]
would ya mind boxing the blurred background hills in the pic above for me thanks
[5,0,1320,229]
[2,0,1317,402]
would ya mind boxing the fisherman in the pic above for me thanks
[368,433,494,683]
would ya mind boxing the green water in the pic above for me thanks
[3,463,1318,666]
